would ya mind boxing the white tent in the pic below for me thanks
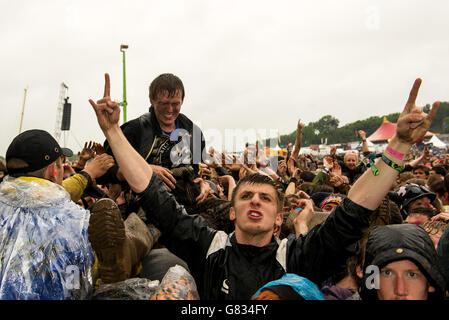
[428,135,447,149]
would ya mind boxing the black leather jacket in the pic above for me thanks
[99,106,205,184]
[137,173,374,300]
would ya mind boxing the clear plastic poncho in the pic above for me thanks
[0,176,94,300]
[92,264,199,300]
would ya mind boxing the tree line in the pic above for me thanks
[274,102,449,147]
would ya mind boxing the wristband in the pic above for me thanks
[369,159,379,176]
[385,147,405,160]
[381,154,404,173]
[79,170,95,187]
[289,177,298,184]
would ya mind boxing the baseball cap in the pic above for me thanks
[6,129,72,175]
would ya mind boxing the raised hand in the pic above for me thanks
[329,161,342,177]
[80,141,95,162]
[323,156,334,170]
[83,153,115,180]
[423,146,430,158]
[395,78,439,146]
[93,142,106,155]
[278,159,287,176]
[89,73,121,133]
[292,199,315,237]
[292,167,302,180]
[358,130,367,140]
[297,120,305,132]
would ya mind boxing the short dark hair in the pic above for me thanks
[300,171,316,182]
[311,184,334,195]
[7,158,48,178]
[231,173,284,211]
[432,164,447,177]
[149,73,185,101]
[413,165,430,176]
[429,179,446,197]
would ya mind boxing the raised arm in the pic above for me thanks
[291,120,305,161]
[348,78,439,210]
[407,146,428,168]
[358,130,370,154]
[89,74,153,193]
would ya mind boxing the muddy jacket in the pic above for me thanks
[100,106,205,184]
[138,173,373,300]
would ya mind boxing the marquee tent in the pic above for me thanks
[428,134,447,149]
[367,117,434,142]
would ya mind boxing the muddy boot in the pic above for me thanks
[88,198,161,284]
[124,212,161,275]
[88,198,131,284]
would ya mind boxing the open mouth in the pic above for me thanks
[247,210,263,220]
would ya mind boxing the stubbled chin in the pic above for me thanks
[161,117,176,125]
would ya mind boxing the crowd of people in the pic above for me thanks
[0,73,448,301]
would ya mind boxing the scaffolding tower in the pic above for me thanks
[54,83,68,144]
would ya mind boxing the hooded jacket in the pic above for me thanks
[137,173,374,300]
[360,224,446,300]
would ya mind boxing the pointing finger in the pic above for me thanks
[405,78,422,112]
[103,73,110,98]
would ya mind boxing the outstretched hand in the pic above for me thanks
[394,78,439,146]
[89,73,121,132]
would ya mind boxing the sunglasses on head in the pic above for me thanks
[406,184,432,196]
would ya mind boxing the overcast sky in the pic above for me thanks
[1,0,449,156]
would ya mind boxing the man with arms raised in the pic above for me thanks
[89,74,438,299]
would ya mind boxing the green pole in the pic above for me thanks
[122,50,127,123]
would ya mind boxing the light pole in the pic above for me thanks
[19,86,28,133]
[120,44,128,123]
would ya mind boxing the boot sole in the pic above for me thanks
[88,198,127,284]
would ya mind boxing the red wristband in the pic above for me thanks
[385,147,404,160]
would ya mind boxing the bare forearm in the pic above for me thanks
[104,125,153,193]
[348,137,410,210]
[292,133,302,160]
[295,222,308,238]
[361,140,369,153]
